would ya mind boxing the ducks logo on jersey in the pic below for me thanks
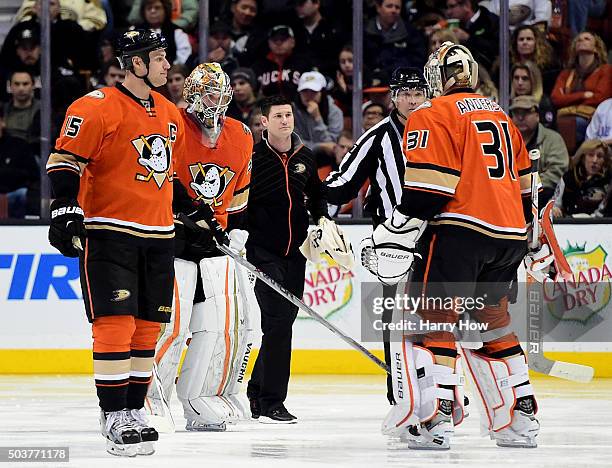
[188,162,235,206]
[132,123,177,188]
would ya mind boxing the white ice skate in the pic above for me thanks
[491,398,539,448]
[400,400,454,450]
[185,418,227,432]
[99,409,140,457]
[126,408,159,455]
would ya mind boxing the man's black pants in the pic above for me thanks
[246,246,306,414]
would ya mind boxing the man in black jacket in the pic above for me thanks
[246,94,328,423]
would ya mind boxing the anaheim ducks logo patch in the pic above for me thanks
[132,123,177,188]
[189,162,235,206]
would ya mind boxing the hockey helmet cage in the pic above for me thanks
[116,29,167,71]
[183,63,233,144]
[424,42,478,98]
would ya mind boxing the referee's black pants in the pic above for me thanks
[246,246,306,414]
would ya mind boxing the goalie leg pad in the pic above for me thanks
[176,256,254,429]
[462,349,539,446]
[145,259,197,431]
[382,339,465,438]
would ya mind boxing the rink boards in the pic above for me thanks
[0,223,611,376]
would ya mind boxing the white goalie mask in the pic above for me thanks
[183,62,233,146]
[424,42,478,98]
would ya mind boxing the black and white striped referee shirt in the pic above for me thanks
[324,109,406,223]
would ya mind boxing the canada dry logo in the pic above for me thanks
[543,242,611,324]
[188,162,235,206]
[132,123,176,189]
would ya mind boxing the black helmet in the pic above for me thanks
[116,29,167,71]
[390,67,428,92]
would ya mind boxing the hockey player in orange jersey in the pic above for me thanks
[370,43,540,449]
[144,62,256,433]
[46,30,183,457]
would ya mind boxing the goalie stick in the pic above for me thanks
[177,212,390,374]
[525,150,594,383]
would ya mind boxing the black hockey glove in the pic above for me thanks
[49,198,86,258]
[184,203,230,247]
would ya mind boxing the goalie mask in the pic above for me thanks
[424,42,478,98]
[184,62,233,147]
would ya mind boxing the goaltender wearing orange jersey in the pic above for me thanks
[145,62,255,434]
[372,43,541,450]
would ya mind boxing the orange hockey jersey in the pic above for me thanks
[402,93,536,241]
[48,86,183,239]
[174,111,253,229]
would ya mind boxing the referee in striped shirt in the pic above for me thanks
[324,67,428,405]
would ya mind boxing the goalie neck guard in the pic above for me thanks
[183,62,233,147]
[424,42,478,98]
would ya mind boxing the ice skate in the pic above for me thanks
[99,409,140,457]
[401,400,454,450]
[127,408,159,455]
[491,397,539,448]
[185,419,227,432]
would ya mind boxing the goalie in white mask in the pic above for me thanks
[368,43,540,450]
[145,62,255,432]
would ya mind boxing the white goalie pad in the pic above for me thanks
[176,255,255,426]
[145,259,197,431]
[382,340,465,436]
[462,349,537,434]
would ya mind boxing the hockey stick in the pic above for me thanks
[215,241,390,373]
[524,151,594,383]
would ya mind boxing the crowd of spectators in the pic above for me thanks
[0,0,610,219]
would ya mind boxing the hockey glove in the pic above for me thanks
[371,208,427,285]
[49,198,86,258]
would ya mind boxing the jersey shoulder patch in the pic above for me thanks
[85,90,105,99]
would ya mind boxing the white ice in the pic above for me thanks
[1,375,611,468]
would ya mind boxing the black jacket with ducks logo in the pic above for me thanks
[247,130,328,257]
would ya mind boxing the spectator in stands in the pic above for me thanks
[363,69,392,113]
[135,0,191,64]
[0,108,39,219]
[510,24,558,93]
[252,25,312,99]
[129,0,198,32]
[586,98,612,144]
[511,61,556,128]
[1,4,92,78]
[332,45,353,117]
[293,0,345,77]
[553,139,611,218]
[165,64,188,107]
[293,71,343,156]
[567,0,608,38]
[201,21,239,75]
[551,32,612,154]
[364,0,426,72]
[322,131,359,217]
[3,70,40,153]
[474,65,499,102]
[428,28,458,54]
[228,0,266,66]
[248,107,264,144]
[362,101,385,132]
[16,0,107,32]
[444,0,499,74]
[510,95,569,207]
[485,0,551,30]
[95,58,124,88]
[0,27,41,102]
[227,67,258,125]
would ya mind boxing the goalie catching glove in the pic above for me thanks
[363,208,427,285]
[300,217,354,271]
